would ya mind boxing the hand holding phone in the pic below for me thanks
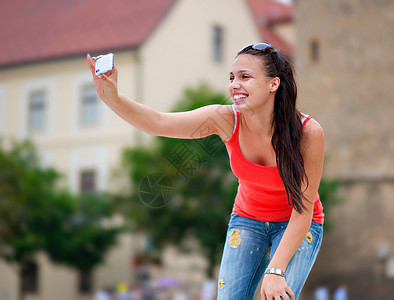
[94,53,114,76]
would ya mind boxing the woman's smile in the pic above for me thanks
[233,93,248,105]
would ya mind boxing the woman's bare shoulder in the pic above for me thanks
[211,104,236,141]
[303,117,324,137]
[301,117,325,156]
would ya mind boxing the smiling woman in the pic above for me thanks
[87,41,324,299]
[229,54,278,115]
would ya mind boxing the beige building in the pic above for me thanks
[296,0,394,298]
[0,0,295,299]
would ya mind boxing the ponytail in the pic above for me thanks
[272,55,308,212]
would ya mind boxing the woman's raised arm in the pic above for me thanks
[87,54,234,140]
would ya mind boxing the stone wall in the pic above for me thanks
[295,0,394,298]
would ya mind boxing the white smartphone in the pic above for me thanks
[94,53,114,76]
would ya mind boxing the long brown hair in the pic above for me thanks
[237,45,309,213]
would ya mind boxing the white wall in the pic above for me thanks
[0,260,18,300]
[141,0,261,113]
[0,85,5,135]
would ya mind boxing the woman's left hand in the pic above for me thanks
[87,54,119,104]
[261,274,295,300]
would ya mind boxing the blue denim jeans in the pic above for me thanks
[217,213,323,300]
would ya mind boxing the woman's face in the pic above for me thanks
[228,54,278,113]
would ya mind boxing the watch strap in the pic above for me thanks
[264,268,285,277]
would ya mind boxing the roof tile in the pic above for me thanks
[246,0,293,56]
[0,0,177,67]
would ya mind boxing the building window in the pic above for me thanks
[212,25,223,62]
[21,261,39,293]
[79,169,96,194]
[80,85,99,126]
[311,40,319,63]
[78,269,93,294]
[29,90,46,132]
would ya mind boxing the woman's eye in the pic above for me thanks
[242,75,250,79]
[229,77,234,81]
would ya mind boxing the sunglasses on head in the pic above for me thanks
[248,43,279,73]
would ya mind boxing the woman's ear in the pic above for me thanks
[270,77,280,92]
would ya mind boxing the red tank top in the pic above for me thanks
[223,110,324,224]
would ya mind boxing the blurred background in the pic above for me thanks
[0,0,393,299]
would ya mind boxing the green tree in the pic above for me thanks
[0,139,65,263]
[115,84,237,275]
[317,175,342,231]
[0,139,122,299]
[43,192,123,292]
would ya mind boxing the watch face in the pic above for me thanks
[265,268,284,276]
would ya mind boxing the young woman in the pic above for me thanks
[87,42,325,300]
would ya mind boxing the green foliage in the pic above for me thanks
[0,139,64,263]
[0,139,122,271]
[318,176,343,231]
[115,84,236,271]
[44,193,123,271]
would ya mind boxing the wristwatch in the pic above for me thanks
[264,268,285,277]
